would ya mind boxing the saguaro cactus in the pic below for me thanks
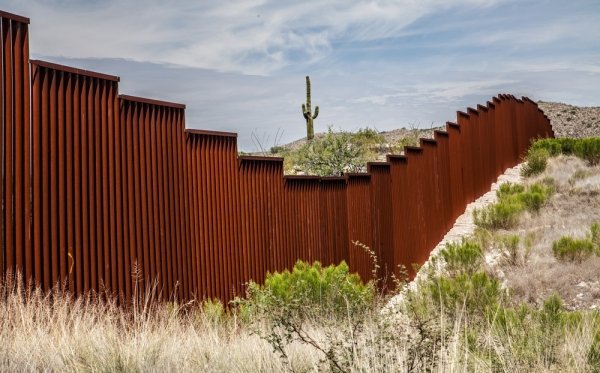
[301,76,319,140]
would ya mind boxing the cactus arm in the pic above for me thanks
[302,104,309,119]
[313,106,319,119]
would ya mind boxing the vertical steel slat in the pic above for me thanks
[31,63,42,286]
[49,69,58,287]
[155,106,168,297]
[113,84,125,302]
[176,112,191,299]
[65,73,74,291]
[199,136,211,299]
[184,132,196,297]
[124,101,136,298]
[21,22,31,285]
[81,76,90,293]
[137,103,150,295]
[107,82,118,297]
[93,78,103,292]
[57,70,66,286]
[87,77,97,292]
[13,21,23,281]
[3,19,14,279]
[148,105,160,297]
[100,81,110,293]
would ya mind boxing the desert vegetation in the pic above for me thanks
[265,125,433,176]
[2,138,600,371]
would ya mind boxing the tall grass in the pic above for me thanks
[1,265,598,372]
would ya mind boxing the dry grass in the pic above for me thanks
[0,276,324,372]
[2,156,600,372]
[1,274,598,372]
[482,156,600,310]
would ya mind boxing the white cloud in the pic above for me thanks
[5,0,506,75]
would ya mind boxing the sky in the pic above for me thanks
[3,0,600,150]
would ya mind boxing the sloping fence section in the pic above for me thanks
[1,9,554,304]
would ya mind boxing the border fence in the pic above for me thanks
[1,10,554,303]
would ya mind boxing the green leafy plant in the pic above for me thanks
[521,147,550,177]
[293,127,376,176]
[238,260,374,320]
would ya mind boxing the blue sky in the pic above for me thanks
[3,0,600,150]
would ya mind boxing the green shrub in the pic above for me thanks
[552,236,595,262]
[238,260,374,320]
[292,127,379,176]
[473,197,522,229]
[270,145,286,154]
[520,183,552,212]
[441,240,483,276]
[574,138,600,165]
[473,182,553,229]
[530,137,600,165]
[521,147,549,177]
[427,272,501,317]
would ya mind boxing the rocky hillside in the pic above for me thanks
[538,101,600,138]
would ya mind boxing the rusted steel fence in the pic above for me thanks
[1,9,554,304]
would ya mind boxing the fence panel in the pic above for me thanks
[2,8,557,304]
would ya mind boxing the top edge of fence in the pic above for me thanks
[367,161,391,167]
[239,155,284,162]
[185,128,237,138]
[420,138,437,146]
[284,175,322,181]
[477,104,488,112]
[346,172,372,178]
[0,10,30,24]
[387,154,407,161]
[31,60,120,82]
[467,107,479,115]
[321,176,346,182]
[120,94,186,109]
[404,146,423,154]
